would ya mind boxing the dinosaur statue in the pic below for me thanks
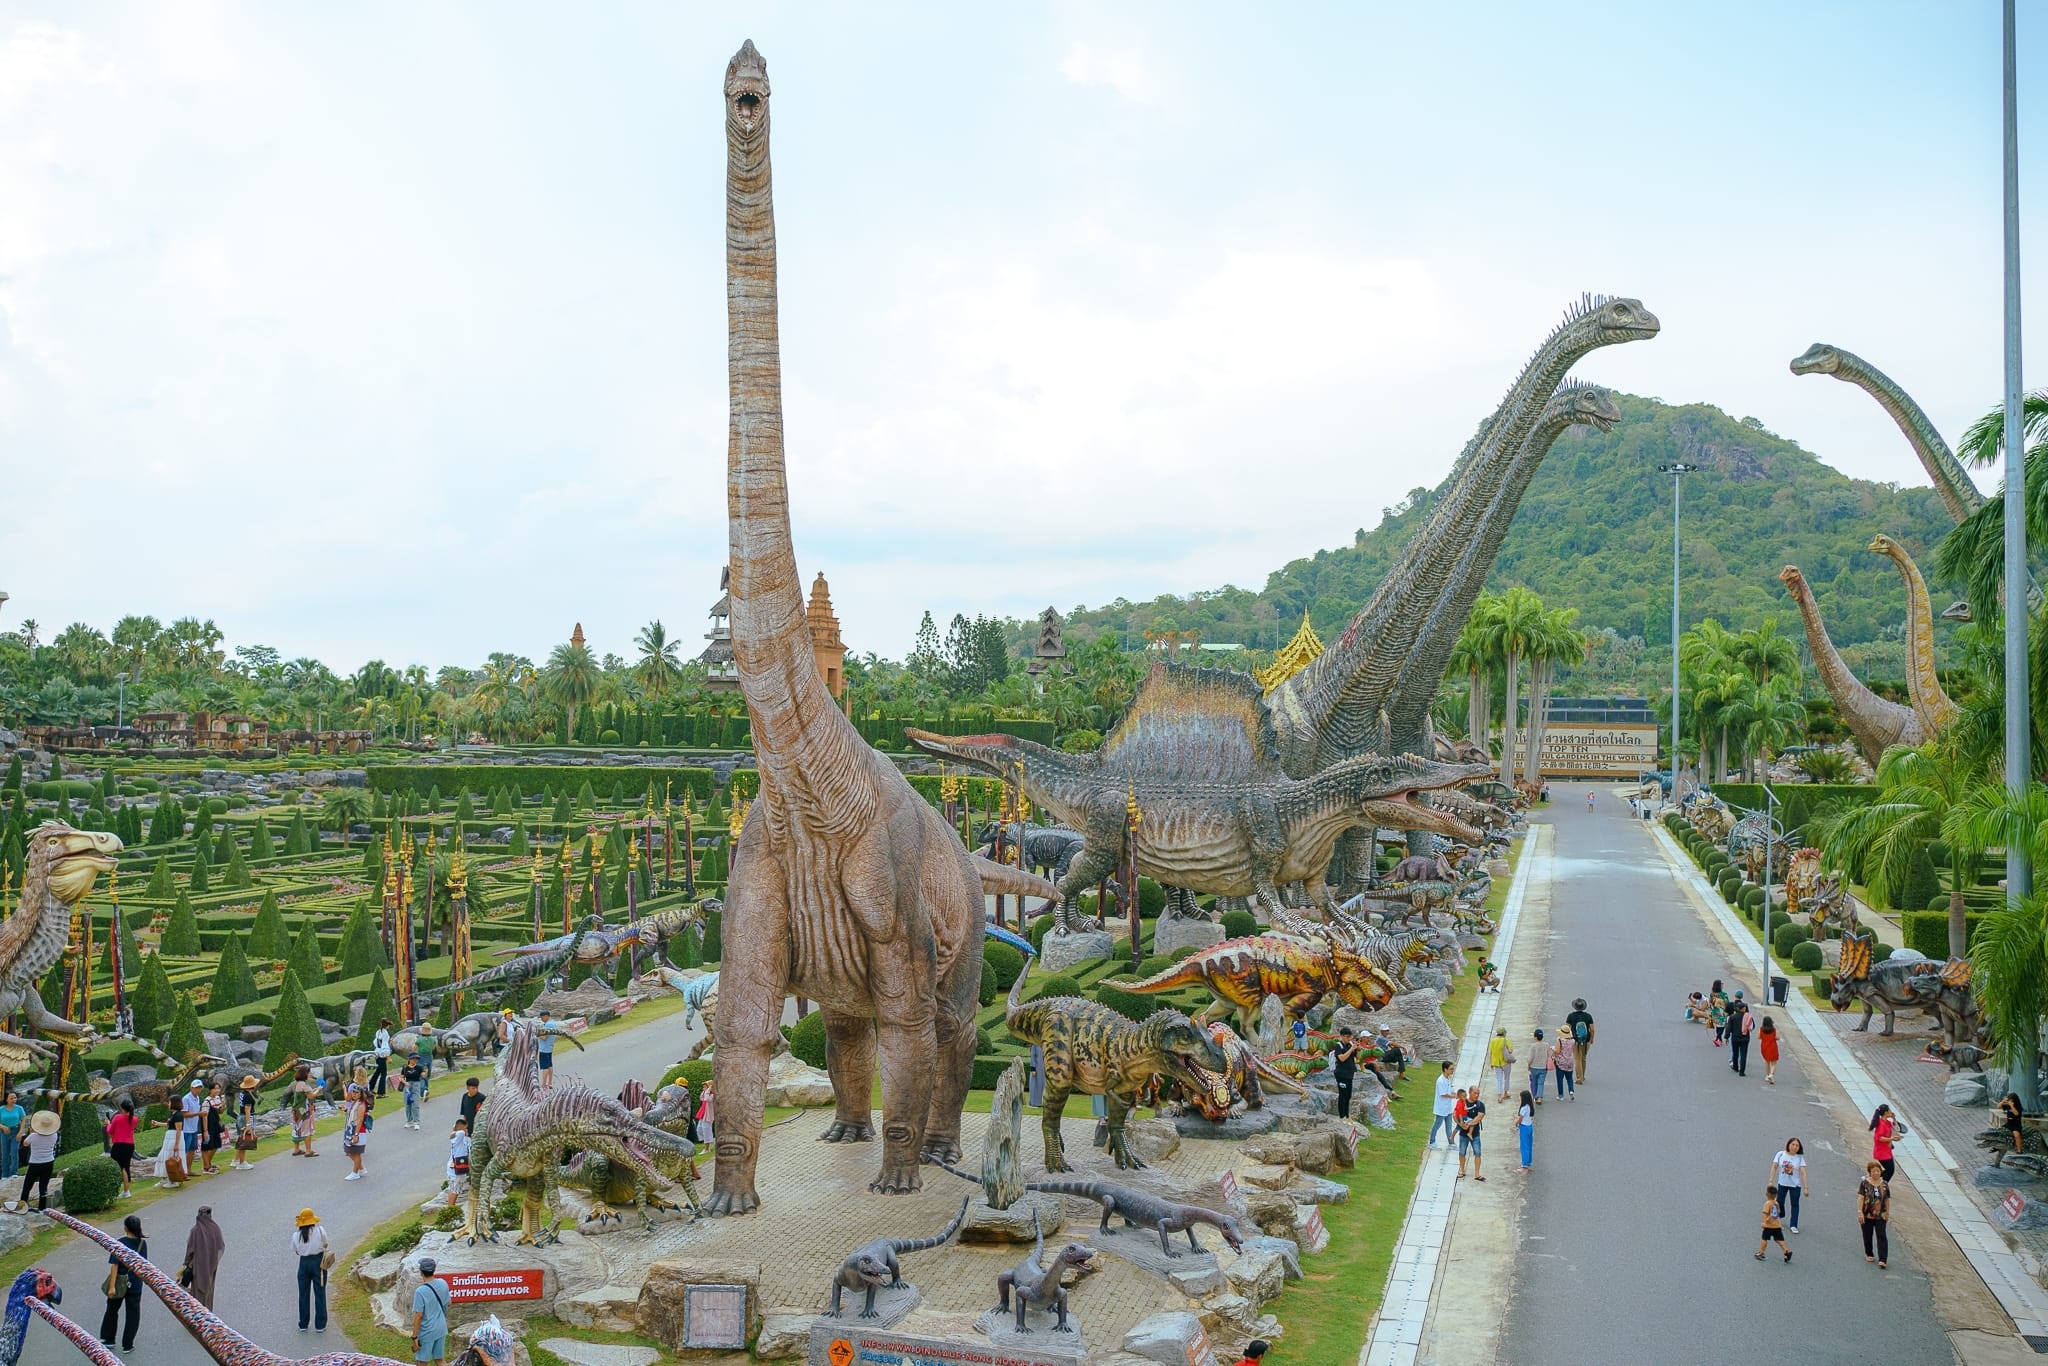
[1829,932,1973,1039]
[0,824,119,1067]
[1869,533,1959,735]
[558,1081,702,1228]
[1784,848,1822,921]
[824,1195,970,1319]
[1026,1179,1245,1259]
[1790,343,1986,525]
[18,1032,225,1110]
[1108,934,1398,1035]
[207,1054,300,1098]
[1180,1021,1312,1120]
[1975,1125,2048,1179]
[976,822,1089,885]
[1,1268,65,1366]
[416,928,592,1015]
[466,1019,695,1242]
[910,691,1488,921]
[1004,957,1231,1171]
[1902,960,1988,1058]
[708,41,1051,1214]
[1780,565,1923,763]
[497,904,703,965]
[994,1210,1094,1335]
[1726,812,1791,887]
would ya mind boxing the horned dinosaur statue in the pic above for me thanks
[1004,954,1231,1171]
[909,673,1489,920]
[708,41,1055,1214]
[1869,533,1959,735]
[1828,932,1974,1040]
[1726,812,1792,887]
[558,1081,702,1227]
[0,823,119,1068]
[1176,1020,1313,1121]
[1109,933,1397,1035]
[1780,565,1923,763]
[1027,1179,1246,1258]
[465,1018,695,1242]
[824,1195,970,1319]
[1784,848,1823,921]
[994,1209,1095,1335]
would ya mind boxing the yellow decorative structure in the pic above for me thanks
[1254,611,1325,693]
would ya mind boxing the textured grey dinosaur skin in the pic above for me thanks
[994,1210,1094,1335]
[825,1196,970,1319]
[1026,1179,1245,1258]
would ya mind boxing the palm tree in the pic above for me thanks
[1729,617,1800,691]
[1478,587,1544,785]
[1934,391,2048,624]
[544,640,601,741]
[1520,606,1589,787]
[1972,895,2047,1110]
[1732,677,1806,782]
[1449,612,1495,753]
[634,620,683,703]
[1812,742,1990,956]
[322,789,370,843]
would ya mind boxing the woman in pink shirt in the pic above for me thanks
[104,1098,139,1197]
[1869,1104,1900,1183]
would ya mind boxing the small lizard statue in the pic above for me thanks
[1025,1179,1246,1258]
[994,1209,1095,1335]
[825,1196,970,1320]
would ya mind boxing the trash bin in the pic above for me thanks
[1769,975,1790,1006]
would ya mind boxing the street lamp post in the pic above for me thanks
[1659,463,1700,789]
[2002,0,2031,903]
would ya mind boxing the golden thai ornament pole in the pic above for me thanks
[108,870,129,1034]
[589,825,606,921]
[395,834,416,1025]
[1125,785,1144,970]
[529,849,544,942]
[560,839,575,935]
[379,833,397,957]
[448,838,471,1017]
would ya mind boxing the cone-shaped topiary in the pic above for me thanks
[148,797,182,846]
[288,922,324,983]
[509,820,528,858]
[144,855,174,899]
[209,935,259,1011]
[57,1054,102,1156]
[338,902,385,980]
[164,990,206,1063]
[250,819,275,861]
[356,969,396,1048]
[187,840,211,893]
[222,837,252,889]
[247,891,287,961]
[162,892,202,956]
[265,969,322,1071]
[130,953,173,1042]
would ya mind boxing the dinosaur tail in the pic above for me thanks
[984,922,1039,960]
[1102,957,1209,996]
[1006,944,1035,1015]
[44,1210,260,1366]
[974,856,1060,907]
[1023,1179,1105,1200]
[104,1030,182,1075]
[893,1195,972,1254]
[903,729,1026,775]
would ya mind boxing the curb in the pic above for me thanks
[1361,823,1547,1366]
[1649,821,2048,1338]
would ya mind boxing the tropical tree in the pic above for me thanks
[323,788,370,842]
[634,620,684,703]
[1478,587,1545,786]
[1728,617,1800,692]
[1811,742,1991,955]
[1520,605,1590,787]
[1449,615,1495,754]
[543,640,601,741]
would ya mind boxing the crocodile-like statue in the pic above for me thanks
[1004,958,1230,1171]
[1869,533,1959,735]
[994,1209,1094,1335]
[1829,932,1971,1038]
[418,922,598,1015]
[910,686,1488,920]
[1779,565,1922,763]
[1026,1179,1246,1258]
[558,1081,702,1228]
[825,1196,970,1319]
[207,1054,300,1098]
[1107,933,1397,1034]
[20,1033,226,1110]
[0,824,119,1068]
[708,41,1054,1213]
[466,1019,695,1242]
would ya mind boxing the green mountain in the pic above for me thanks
[1062,393,1958,680]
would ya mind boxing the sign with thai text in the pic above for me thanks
[682,1283,749,1350]
[1536,723,1661,777]
[445,1269,544,1303]
[2004,1188,2027,1222]
[1186,1323,1218,1366]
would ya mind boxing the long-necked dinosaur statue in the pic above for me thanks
[0,824,119,1069]
[708,41,1056,1214]
[1778,564,1922,762]
[1869,533,1958,735]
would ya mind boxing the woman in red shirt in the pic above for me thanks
[104,1098,139,1197]
[1869,1103,1900,1183]
[1758,1016,1781,1085]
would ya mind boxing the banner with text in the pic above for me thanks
[1536,723,1660,777]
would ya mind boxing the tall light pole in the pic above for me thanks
[2002,0,2031,901]
[1660,462,1700,788]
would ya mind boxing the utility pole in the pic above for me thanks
[2002,0,2031,901]
[1659,463,1700,789]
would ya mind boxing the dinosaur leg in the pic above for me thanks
[704,842,791,1218]
[1053,1287,1072,1333]
[871,1000,936,1194]
[996,1270,1014,1314]
[1042,1086,1073,1172]
[818,1010,878,1143]
[923,898,983,1166]
[1055,839,1120,928]
[1104,1091,1144,1169]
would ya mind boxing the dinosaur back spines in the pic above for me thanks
[1099,662,1283,783]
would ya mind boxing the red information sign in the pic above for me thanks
[445,1269,545,1303]
[2004,1189,2028,1222]
[1302,1205,1328,1246]
[1218,1169,1239,1204]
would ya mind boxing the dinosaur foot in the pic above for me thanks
[819,1121,874,1143]
[579,1204,623,1229]
[859,1308,881,1321]
[921,1136,962,1166]
[701,1185,759,1218]
[868,1165,923,1196]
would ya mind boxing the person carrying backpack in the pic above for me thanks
[1565,998,1595,1083]
[1729,994,1755,1078]
[411,1256,452,1366]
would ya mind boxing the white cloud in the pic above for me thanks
[1058,40,1157,103]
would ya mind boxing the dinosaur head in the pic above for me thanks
[1361,796,1481,846]
[29,824,122,904]
[1868,533,1904,563]
[1555,294,1660,349]
[1053,1242,1098,1271]
[1789,343,1843,377]
[725,40,770,139]
[849,1252,893,1289]
[1546,381,1623,433]
[1779,565,1807,593]
[1329,947,1399,1010]
[1150,1011,1234,1114]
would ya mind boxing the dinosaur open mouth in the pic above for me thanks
[732,91,763,129]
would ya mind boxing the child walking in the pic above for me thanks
[446,1119,472,1207]
[1516,1089,1534,1170]
[1759,1016,1780,1084]
[1756,1186,1791,1263]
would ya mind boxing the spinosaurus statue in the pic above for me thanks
[466,1019,695,1242]
[1779,564,1925,763]
[1868,534,1959,736]
[0,824,118,1068]
[707,40,1058,1214]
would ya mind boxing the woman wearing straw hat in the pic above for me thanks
[20,1110,60,1211]
[292,1207,331,1333]
[231,1074,262,1170]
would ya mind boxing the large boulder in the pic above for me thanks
[635,1259,762,1352]
[1123,1311,1220,1366]
[762,1053,834,1108]
[1223,1246,1286,1311]
[959,1192,1064,1244]
[1375,988,1457,1063]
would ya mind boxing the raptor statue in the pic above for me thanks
[0,824,118,1068]
[707,40,1058,1214]
[1003,954,1231,1171]
[995,1209,1096,1335]
[1107,932,1397,1035]
[1,1268,66,1366]
[1779,564,1925,763]
[465,1019,696,1242]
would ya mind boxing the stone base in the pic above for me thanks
[1169,1108,1281,1140]
[1976,1164,2047,1187]
[816,1280,921,1329]
[814,1319,1089,1366]
[1042,930,1116,972]
[539,1339,657,1366]
[1123,1310,1220,1366]
[1153,918,1226,957]
[1085,1221,1224,1285]
[1947,1073,1991,1107]
[1993,1194,2048,1231]
[976,1306,1094,1358]
[960,1192,1067,1244]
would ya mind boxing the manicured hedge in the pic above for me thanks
[1706,783,1880,833]
[1790,941,1825,971]
[1772,921,1811,957]
[366,764,715,800]
[1900,911,1989,960]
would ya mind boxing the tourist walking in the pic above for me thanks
[1728,996,1754,1077]
[1770,1138,1810,1233]
[1857,1161,1891,1267]
[19,1110,58,1210]
[231,1076,260,1170]
[402,1051,428,1129]
[0,1091,22,1182]
[446,1119,472,1207]
[412,1256,452,1366]
[182,1206,226,1310]
[343,1082,368,1180]
[1709,979,1729,1046]
[292,1207,331,1332]
[105,1098,138,1197]
[1516,1089,1534,1171]
[200,1081,226,1174]
[1457,1086,1486,1180]
[536,1010,559,1090]
[1488,1028,1513,1101]
[1429,1062,1460,1147]
[1527,1029,1548,1103]
[1565,997,1595,1081]
[1871,1103,1904,1181]
[97,1214,145,1351]
[150,1120,186,1188]
[460,1077,487,1134]
[1549,1026,1576,1100]
[289,1064,318,1157]
[1329,1028,1360,1120]
[372,1018,393,1096]
[1759,1016,1780,1084]
[1755,1186,1790,1263]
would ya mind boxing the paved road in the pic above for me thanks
[1502,796,1952,1365]
[22,1002,718,1363]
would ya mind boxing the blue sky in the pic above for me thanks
[1,2,2043,668]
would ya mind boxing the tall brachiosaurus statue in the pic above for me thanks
[1778,564,1922,763]
[1869,533,1958,735]
[706,41,1053,1215]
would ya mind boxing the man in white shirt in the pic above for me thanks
[1429,1062,1459,1149]
[371,1019,393,1096]
[180,1081,205,1162]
